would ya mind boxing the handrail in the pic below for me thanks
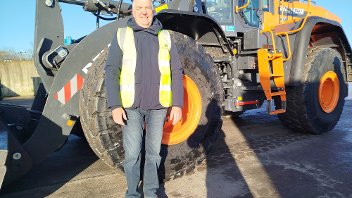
[276,0,311,35]
[236,0,251,13]
[260,0,311,62]
[267,31,277,60]
[264,31,292,61]
[281,33,292,61]
[276,13,309,35]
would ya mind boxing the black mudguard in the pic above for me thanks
[288,16,352,86]
[156,10,234,55]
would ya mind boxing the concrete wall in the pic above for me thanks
[0,61,39,97]
[0,60,351,99]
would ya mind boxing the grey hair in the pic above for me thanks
[132,0,155,9]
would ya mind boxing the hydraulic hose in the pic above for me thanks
[58,0,131,15]
[58,0,86,6]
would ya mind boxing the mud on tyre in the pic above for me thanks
[79,31,223,181]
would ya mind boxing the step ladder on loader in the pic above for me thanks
[257,31,293,115]
[257,8,310,115]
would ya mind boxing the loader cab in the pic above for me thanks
[204,0,270,33]
[204,0,269,25]
[232,0,310,31]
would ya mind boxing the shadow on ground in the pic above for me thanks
[0,135,100,198]
[202,100,352,197]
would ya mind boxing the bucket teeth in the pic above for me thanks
[0,121,8,188]
[0,105,34,188]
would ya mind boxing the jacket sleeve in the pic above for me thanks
[170,38,184,108]
[104,33,123,110]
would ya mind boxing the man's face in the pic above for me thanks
[132,0,154,28]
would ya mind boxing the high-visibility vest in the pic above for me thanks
[116,26,172,108]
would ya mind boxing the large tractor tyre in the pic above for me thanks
[79,31,223,181]
[159,32,223,181]
[278,48,347,134]
[79,49,124,167]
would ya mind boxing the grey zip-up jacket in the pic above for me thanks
[104,18,184,110]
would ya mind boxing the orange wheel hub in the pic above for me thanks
[162,75,202,145]
[319,71,340,113]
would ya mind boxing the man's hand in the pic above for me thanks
[112,107,127,125]
[169,106,182,125]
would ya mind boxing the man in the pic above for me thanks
[104,0,183,197]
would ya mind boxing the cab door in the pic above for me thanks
[238,0,270,28]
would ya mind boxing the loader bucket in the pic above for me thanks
[0,104,34,188]
[0,119,8,188]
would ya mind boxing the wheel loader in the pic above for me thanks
[0,0,351,189]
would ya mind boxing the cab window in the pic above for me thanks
[239,0,260,27]
[262,0,269,11]
[205,0,234,24]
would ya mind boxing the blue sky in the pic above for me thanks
[0,0,351,53]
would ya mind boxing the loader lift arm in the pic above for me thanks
[0,0,132,188]
[34,0,131,91]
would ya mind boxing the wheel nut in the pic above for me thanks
[45,0,53,7]
[13,153,21,160]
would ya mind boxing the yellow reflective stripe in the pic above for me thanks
[159,66,171,76]
[117,27,127,51]
[122,59,135,67]
[160,85,172,91]
[120,85,134,91]
[158,30,172,107]
[160,75,171,84]
[120,27,137,108]
[159,60,170,67]
[119,28,173,108]
[159,91,172,107]
[158,30,171,49]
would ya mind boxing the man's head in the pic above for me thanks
[132,0,154,28]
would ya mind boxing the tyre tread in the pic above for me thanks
[278,48,346,134]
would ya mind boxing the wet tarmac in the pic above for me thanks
[0,99,351,198]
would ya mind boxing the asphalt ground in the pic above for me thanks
[0,98,351,198]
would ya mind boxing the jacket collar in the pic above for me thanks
[127,17,163,35]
